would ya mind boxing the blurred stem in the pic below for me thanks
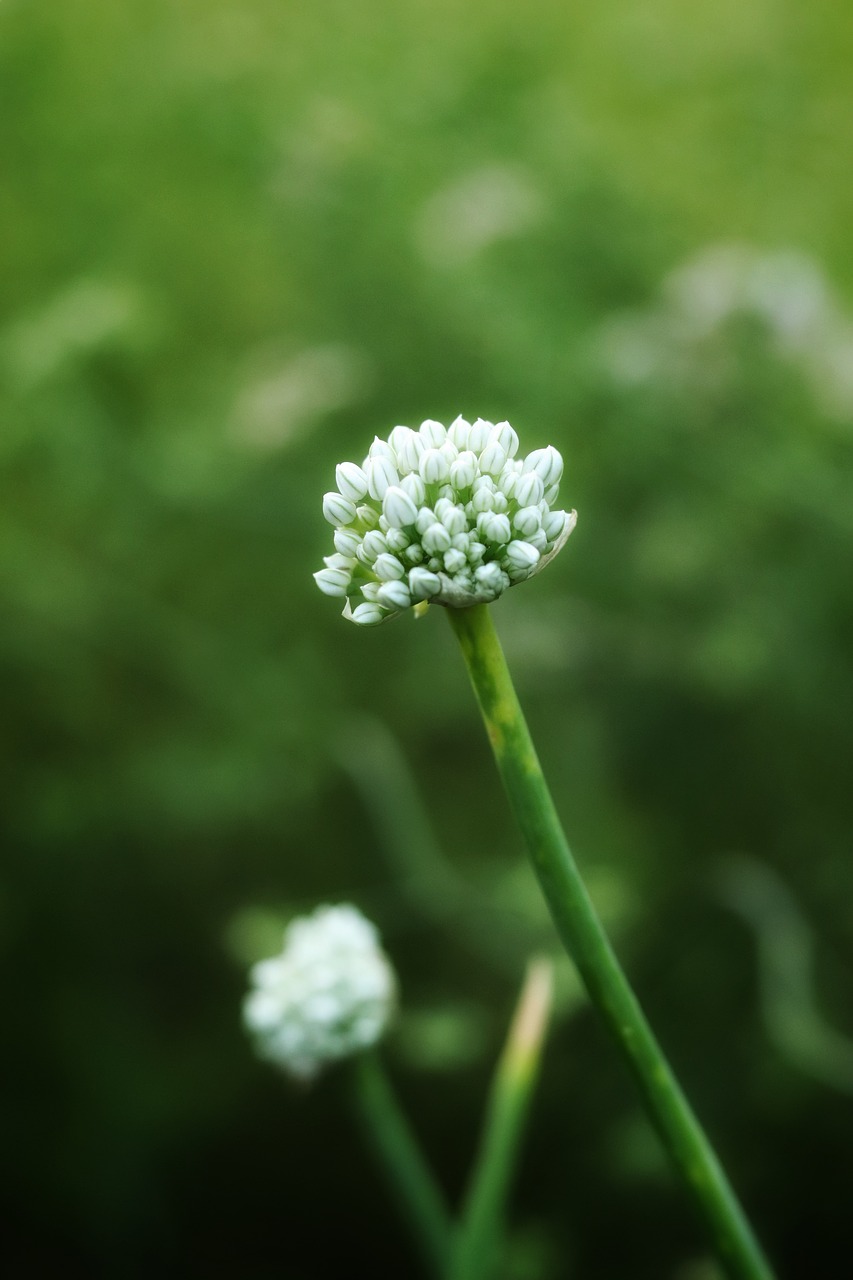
[350,1050,452,1279]
[450,958,554,1280]
[447,603,774,1280]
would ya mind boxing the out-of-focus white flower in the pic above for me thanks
[414,164,544,266]
[596,243,853,422]
[243,904,396,1080]
[314,417,576,626]
[231,344,370,450]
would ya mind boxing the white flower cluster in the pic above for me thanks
[243,904,396,1080]
[314,417,577,625]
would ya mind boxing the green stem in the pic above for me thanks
[350,1050,453,1279]
[448,603,774,1280]
[451,958,554,1280]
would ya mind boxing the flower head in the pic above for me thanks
[315,417,577,624]
[243,904,396,1080]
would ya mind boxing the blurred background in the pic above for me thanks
[3,1,853,1275]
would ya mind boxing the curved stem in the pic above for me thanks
[448,603,774,1280]
[350,1050,452,1279]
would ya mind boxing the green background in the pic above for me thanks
[3,1,852,1275]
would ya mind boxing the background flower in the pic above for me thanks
[244,904,396,1080]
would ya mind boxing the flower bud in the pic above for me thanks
[391,426,424,474]
[421,523,452,555]
[385,528,410,553]
[323,553,354,570]
[474,561,506,594]
[377,580,412,610]
[492,421,519,458]
[323,492,357,527]
[471,486,496,514]
[399,472,426,506]
[373,553,406,581]
[419,448,450,485]
[513,505,542,537]
[443,548,467,573]
[334,527,361,557]
[522,445,563,487]
[408,566,442,601]
[356,503,380,529]
[415,506,436,536]
[419,418,447,447]
[368,436,396,461]
[468,418,494,452]
[478,511,512,544]
[383,485,419,529]
[542,508,569,542]
[448,415,472,449]
[479,441,507,477]
[335,462,369,502]
[441,504,467,536]
[498,466,518,500]
[351,602,386,626]
[360,530,388,563]
[366,454,399,501]
[388,424,413,453]
[504,540,540,572]
[450,451,478,489]
[513,471,544,508]
[313,567,351,597]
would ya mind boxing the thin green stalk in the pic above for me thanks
[451,958,554,1280]
[350,1050,453,1279]
[448,603,774,1280]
